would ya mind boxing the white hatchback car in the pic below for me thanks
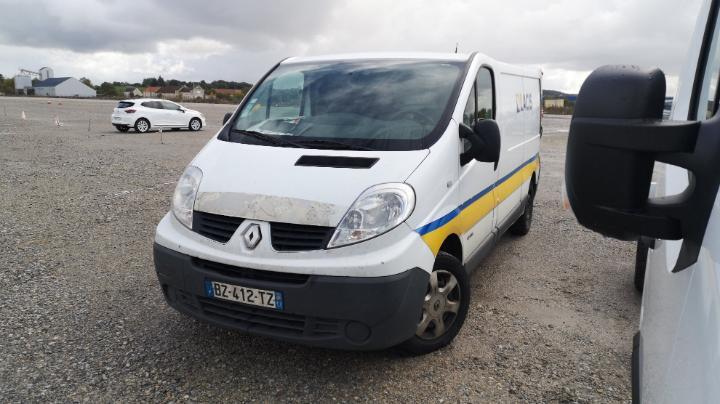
[111,99,206,133]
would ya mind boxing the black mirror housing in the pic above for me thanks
[474,120,501,168]
[565,64,720,272]
[223,112,232,125]
[459,120,501,169]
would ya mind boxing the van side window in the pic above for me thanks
[476,68,494,120]
[697,17,720,120]
[462,84,476,126]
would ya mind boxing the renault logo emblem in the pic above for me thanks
[242,224,262,249]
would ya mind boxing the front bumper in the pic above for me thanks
[154,211,435,278]
[154,243,429,350]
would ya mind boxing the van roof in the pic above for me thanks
[283,52,472,64]
[282,52,542,78]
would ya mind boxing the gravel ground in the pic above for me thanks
[0,97,640,403]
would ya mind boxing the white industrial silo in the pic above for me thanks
[13,75,32,93]
[38,67,54,81]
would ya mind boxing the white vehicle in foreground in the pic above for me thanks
[153,52,541,353]
[566,0,720,401]
[111,98,206,133]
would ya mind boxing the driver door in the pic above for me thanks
[161,101,185,126]
[459,67,497,266]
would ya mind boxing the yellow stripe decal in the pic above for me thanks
[416,154,539,255]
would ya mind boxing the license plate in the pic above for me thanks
[204,280,284,310]
[112,116,121,121]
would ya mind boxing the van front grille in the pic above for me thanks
[198,297,341,338]
[270,222,334,251]
[191,210,334,251]
[192,211,244,243]
[192,257,310,285]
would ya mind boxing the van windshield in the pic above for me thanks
[229,59,465,150]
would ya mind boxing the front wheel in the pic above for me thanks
[189,118,202,131]
[399,252,470,355]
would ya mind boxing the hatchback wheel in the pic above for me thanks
[135,118,150,133]
[399,252,470,355]
[189,118,202,131]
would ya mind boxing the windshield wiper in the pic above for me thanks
[231,129,304,148]
[296,138,376,151]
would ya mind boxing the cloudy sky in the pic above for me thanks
[0,0,704,93]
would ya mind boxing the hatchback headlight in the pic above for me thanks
[328,183,415,248]
[172,166,203,229]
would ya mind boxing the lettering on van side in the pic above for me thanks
[515,93,534,112]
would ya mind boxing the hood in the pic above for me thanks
[191,139,429,227]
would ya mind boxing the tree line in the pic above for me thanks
[88,76,253,97]
[0,73,252,99]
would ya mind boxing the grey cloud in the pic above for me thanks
[0,0,339,53]
[0,0,706,91]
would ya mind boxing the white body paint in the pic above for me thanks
[155,52,541,278]
[636,0,720,401]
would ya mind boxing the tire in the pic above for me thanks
[134,118,150,133]
[399,252,470,355]
[114,125,130,132]
[509,179,536,236]
[634,240,649,293]
[189,118,202,131]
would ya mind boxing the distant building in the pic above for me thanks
[544,99,564,108]
[143,86,160,97]
[123,86,143,97]
[181,85,205,100]
[213,88,245,97]
[158,86,185,99]
[38,67,54,81]
[13,75,33,95]
[33,77,96,98]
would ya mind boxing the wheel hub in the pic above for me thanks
[415,269,461,340]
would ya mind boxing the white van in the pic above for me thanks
[153,53,542,353]
[566,0,720,400]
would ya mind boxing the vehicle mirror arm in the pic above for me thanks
[459,123,483,166]
[571,118,699,152]
[568,76,720,272]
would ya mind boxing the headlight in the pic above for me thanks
[172,165,203,229]
[327,183,415,248]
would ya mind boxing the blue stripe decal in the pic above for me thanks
[415,154,538,236]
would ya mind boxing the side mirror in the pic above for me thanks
[565,64,720,272]
[459,120,501,169]
[474,120,501,169]
[223,112,232,125]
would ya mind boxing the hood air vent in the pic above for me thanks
[295,155,379,169]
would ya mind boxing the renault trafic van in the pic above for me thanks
[154,53,542,353]
[565,0,720,400]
